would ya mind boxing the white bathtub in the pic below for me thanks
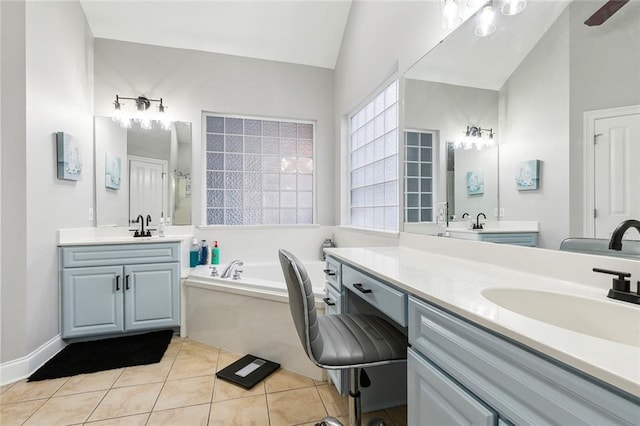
[184,260,327,380]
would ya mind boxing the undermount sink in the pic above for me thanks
[481,288,640,347]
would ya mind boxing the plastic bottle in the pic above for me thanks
[200,240,208,265]
[211,241,220,265]
[158,215,165,237]
[190,238,199,268]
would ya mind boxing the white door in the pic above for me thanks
[129,156,167,226]
[594,112,640,238]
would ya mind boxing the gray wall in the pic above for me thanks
[498,8,570,250]
[93,39,335,227]
[1,0,94,363]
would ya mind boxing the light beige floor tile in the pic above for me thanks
[85,413,149,425]
[362,409,394,425]
[154,376,214,411]
[316,384,348,418]
[162,340,184,360]
[113,360,173,388]
[0,378,68,404]
[147,403,210,426]
[264,369,314,394]
[167,354,218,380]
[212,379,264,402]
[0,382,15,396]
[209,394,269,426]
[55,369,123,396]
[177,340,220,360]
[0,399,46,426]
[24,390,106,425]
[266,387,327,426]
[385,404,407,426]
[313,378,328,386]
[88,382,162,422]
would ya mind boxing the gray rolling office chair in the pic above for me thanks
[278,249,407,426]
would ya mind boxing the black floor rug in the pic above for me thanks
[28,330,174,382]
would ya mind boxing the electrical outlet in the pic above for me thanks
[88,207,94,222]
[499,208,505,217]
[493,208,498,217]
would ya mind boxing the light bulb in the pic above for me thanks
[140,117,152,130]
[475,5,496,37]
[501,0,526,16]
[442,0,462,30]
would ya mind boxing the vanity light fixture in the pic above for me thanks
[500,0,527,16]
[112,95,170,130]
[454,125,495,150]
[475,4,497,37]
[442,0,462,29]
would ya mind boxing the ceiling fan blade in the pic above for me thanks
[584,0,630,26]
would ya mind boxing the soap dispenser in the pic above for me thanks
[211,241,220,265]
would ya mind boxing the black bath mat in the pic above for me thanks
[28,330,174,382]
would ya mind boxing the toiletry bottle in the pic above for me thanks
[200,240,208,265]
[211,241,220,265]
[158,215,165,237]
[190,238,199,268]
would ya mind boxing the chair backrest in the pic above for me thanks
[278,249,322,364]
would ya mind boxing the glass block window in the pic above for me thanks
[349,80,399,231]
[404,131,434,223]
[204,114,314,225]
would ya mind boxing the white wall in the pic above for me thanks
[93,39,335,228]
[498,9,570,250]
[0,0,94,368]
[95,118,127,226]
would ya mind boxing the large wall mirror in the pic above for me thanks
[95,117,192,227]
[403,0,640,250]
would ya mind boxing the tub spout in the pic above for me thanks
[221,260,244,279]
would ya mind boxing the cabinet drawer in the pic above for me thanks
[324,256,341,291]
[61,243,180,268]
[342,264,407,326]
[479,233,538,247]
[323,284,341,315]
[408,296,639,425]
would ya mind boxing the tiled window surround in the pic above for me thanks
[404,131,434,223]
[349,80,399,231]
[204,114,314,225]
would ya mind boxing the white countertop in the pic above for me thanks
[447,220,539,234]
[57,226,195,246]
[325,246,640,398]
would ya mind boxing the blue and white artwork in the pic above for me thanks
[516,160,540,191]
[105,153,121,190]
[56,132,82,181]
[466,171,484,195]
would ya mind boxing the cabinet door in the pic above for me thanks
[124,263,180,331]
[408,349,496,426]
[62,265,124,338]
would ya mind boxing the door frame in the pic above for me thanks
[583,104,640,237]
[128,155,169,225]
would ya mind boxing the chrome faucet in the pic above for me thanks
[473,213,486,230]
[608,219,640,250]
[221,260,243,279]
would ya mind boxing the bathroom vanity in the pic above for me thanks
[59,241,181,339]
[324,247,639,425]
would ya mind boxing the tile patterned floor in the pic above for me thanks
[0,337,407,426]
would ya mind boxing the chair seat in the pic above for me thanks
[313,313,407,368]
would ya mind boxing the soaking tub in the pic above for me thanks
[184,260,327,380]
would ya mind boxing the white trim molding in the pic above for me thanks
[0,334,64,386]
[582,104,640,238]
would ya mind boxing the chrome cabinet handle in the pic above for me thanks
[323,297,336,306]
[353,283,372,294]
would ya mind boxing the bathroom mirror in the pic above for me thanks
[94,117,192,227]
[402,0,640,250]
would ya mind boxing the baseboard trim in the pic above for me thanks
[0,334,65,386]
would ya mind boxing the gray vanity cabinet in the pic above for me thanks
[60,243,180,338]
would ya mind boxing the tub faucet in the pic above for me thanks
[221,260,244,279]
[474,213,486,230]
[609,219,640,250]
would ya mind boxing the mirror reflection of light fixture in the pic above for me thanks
[475,4,497,37]
[500,0,526,16]
[112,95,170,130]
[442,0,462,29]
[454,125,495,150]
